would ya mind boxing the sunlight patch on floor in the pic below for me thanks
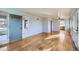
[59,31,65,42]
[0,46,8,51]
[44,34,59,40]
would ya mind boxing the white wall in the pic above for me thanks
[22,16,43,38]
[52,19,60,32]
[42,18,52,33]
[48,20,51,32]
[65,19,70,32]
[42,18,60,33]
[42,18,48,32]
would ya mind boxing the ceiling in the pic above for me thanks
[0,11,8,16]
[15,8,74,19]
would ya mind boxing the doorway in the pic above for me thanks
[9,14,22,42]
[60,19,65,31]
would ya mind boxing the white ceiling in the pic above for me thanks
[15,8,74,19]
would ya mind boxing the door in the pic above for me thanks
[9,14,22,42]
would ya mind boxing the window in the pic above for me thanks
[24,19,29,29]
[0,17,7,35]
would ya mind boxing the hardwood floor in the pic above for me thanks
[0,30,76,51]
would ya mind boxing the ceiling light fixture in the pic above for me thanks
[56,8,63,20]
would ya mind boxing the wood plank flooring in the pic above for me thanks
[0,30,76,51]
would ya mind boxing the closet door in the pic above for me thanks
[9,14,22,42]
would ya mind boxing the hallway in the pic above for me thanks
[0,1,79,59]
[0,8,79,51]
[0,30,76,51]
